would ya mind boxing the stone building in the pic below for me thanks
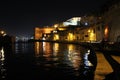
[102,0,120,42]
[34,16,104,43]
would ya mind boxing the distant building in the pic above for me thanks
[34,16,104,43]
[34,27,54,40]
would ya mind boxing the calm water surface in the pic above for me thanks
[0,42,97,80]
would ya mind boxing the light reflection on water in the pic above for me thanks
[34,42,97,77]
[0,42,97,80]
[0,47,6,79]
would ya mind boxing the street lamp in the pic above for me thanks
[0,30,7,36]
[54,24,59,30]
[54,24,58,28]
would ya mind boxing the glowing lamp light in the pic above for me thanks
[0,31,5,34]
[104,25,109,41]
[54,24,58,28]
[3,33,7,36]
[104,27,108,35]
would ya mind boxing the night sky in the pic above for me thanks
[0,0,110,37]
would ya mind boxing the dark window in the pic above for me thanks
[93,29,95,33]
[85,35,88,37]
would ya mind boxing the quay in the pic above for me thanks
[94,51,120,80]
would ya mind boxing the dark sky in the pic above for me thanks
[0,0,110,37]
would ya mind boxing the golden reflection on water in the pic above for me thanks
[53,43,59,56]
[35,42,60,57]
[0,47,5,61]
[35,42,41,57]
[0,47,6,79]
[67,44,75,51]
[67,44,81,70]
[34,42,91,71]
[42,42,52,57]
[35,42,52,57]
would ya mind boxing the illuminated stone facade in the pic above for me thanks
[34,26,68,40]
[102,1,120,42]
[34,27,54,40]
[34,16,104,43]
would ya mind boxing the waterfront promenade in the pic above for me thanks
[94,51,120,80]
